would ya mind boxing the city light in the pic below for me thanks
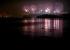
[53,9,61,14]
[24,9,29,12]
[22,2,64,15]
[45,8,51,13]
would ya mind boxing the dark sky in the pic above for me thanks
[0,0,70,16]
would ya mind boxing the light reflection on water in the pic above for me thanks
[21,18,63,37]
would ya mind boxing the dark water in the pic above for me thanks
[0,14,69,48]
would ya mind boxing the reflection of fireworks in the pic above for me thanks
[45,19,51,31]
[22,18,63,37]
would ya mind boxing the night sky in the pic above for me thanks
[0,0,70,16]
